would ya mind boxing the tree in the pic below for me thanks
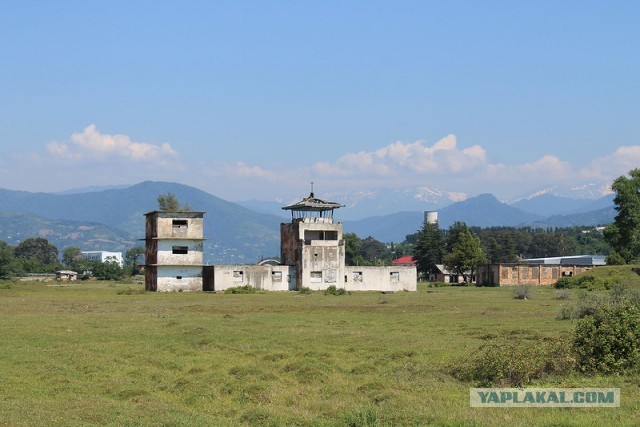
[443,229,486,283]
[125,246,145,275]
[446,221,472,253]
[90,259,124,280]
[413,221,444,276]
[360,236,390,264]
[14,238,59,272]
[0,241,17,279]
[157,193,191,211]
[344,232,364,265]
[62,246,86,271]
[604,168,640,263]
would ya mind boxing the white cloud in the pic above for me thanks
[311,135,487,179]
[4,127,637,202]
[581,146,640,180]
[46,124,177,164]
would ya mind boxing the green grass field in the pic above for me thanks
[1,279,638,426]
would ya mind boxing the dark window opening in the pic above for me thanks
[304,230,339,242]
[172,246,188,254]
[172,219,188,228]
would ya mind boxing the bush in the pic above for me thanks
[450,337,575,387]
[558,286,640,320]
[554,289,571,300]
[606,251,626,265]
[224,285,256,294]
[298,286,312,294]
[512,285,532,300]
[554,274,623,291]
[324,285,348,296]
[574,302,640,373]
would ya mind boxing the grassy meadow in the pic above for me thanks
[1,278,638,426]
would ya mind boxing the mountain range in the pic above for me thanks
[0,182,616,261]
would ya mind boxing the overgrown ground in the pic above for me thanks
[1,278,638,426]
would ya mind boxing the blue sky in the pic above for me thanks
[1,1,638,202]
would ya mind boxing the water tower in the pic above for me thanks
[425,210,438,225]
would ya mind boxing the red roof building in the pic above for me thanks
[392,256,416,266]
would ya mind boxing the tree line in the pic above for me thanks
[0,237,145,280]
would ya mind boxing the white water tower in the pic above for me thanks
[425,211,438,225]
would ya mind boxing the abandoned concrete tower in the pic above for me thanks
[281,191,345,290]
[144,210,205,291]
[144,192,417,292]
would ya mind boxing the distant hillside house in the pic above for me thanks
[82,251,124,268]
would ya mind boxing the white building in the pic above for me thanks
[81,251,124,268]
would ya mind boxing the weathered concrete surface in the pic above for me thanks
[477,263,596,286]
[210,265,295,291]
[345,266,417,292]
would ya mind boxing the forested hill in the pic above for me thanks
[0,182,615,260]
[0,182,282,263]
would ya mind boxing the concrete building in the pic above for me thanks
[476,263,597,286]
[144,211,205,291]
[145,193,417,292]
[81,251,124,268]
[280,192,346,290]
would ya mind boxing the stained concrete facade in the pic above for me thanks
[345,266,416,292]
[204,265,296,291]
[144,211,205,291]
[281,218,345,290]
[476,263,596,286]
[144,193,417,293]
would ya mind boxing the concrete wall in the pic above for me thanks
[156,240,203,265]
[281,218,345,290]
[154,212,204,239]
[156,266,203,291]
[301,242,345,290]
[345,266,417,292]
[477,264,596,286]
[210,265,295,291]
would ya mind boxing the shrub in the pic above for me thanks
[324,285,348,296]
[512,285,532,300]
[451,337,575,387]
[554,274,623,291]
[606,251,626,265]
[0,281,13,290]
[224,285,256,294]
[298,286,312,294]
[554,277,572,289]
[574,302,640,373]
[554,289,571,300]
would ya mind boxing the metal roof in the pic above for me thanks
[281,192,344,212]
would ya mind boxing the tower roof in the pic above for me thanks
[281,192,344,212]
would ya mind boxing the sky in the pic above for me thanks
[1,1,639,203]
